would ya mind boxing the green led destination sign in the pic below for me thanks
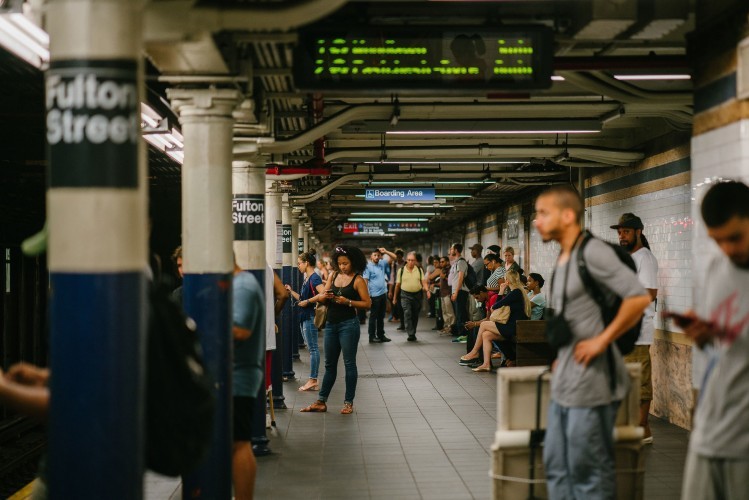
[293,26,553,91]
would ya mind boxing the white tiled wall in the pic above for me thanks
[691,119,749,263]
[528,222,560,285]
[586,184,693,331]
[502,205,523,269]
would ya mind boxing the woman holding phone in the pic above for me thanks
[285,252,325,392]
[300,245,371,415]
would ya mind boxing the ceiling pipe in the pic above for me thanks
[289,171,565,204]
[235,101,691,159]
[324,146,644,166]
[143,0,349,41]
[559,71,692,106]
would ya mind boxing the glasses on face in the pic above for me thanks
[335,246,347,254]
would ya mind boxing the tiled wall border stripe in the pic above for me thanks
[586,157,690,199]
[587,171,690,208]
[694,72,736,115]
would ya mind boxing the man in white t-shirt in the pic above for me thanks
[611,212,659,443]
[675,181,749,500]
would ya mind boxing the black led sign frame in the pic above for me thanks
[293,25,554,92]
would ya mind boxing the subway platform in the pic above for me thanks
[144,316,690,500]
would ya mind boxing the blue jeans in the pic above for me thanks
[301,318,319,379]
[318,317,360,404]
[368,293,387,339]
[543,400,619,500]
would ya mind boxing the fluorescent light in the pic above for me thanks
[614,74,691,81]
[387,129,599,135]
[364,160,523,165]
[358,180,494,185]
[0,16,48,67]
[551,75,566,81]
[351,119,601,135]
[349,218,429,222]
[9,14,49,46]
[354,194,468,199]
[351,212,437,216]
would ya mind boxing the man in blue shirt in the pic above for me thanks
[363,249,392,343]
[232,262,265,500]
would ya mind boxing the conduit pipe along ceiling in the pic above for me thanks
[344,120,602,135]
[324,146,644,167]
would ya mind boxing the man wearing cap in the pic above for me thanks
[612,212,659,444]
[469,243,488,286]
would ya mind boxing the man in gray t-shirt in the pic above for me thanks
[534,186,650,499]
[678,181,749,500]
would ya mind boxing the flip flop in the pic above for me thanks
[299,401,327,412]
[298,383,319,392]
[472,366,492,372]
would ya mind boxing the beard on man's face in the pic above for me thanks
[620,239,636,251]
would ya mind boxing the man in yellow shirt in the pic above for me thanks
[393,251,430,341]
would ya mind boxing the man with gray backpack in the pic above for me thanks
[534,185,650,499]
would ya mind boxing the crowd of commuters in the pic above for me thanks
[3,180,748,499]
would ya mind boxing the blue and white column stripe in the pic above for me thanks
[46,1,146,498]
[265,183,286,407]
[232,161,270,453]
[281,196,295,377]
[168,88,240,500]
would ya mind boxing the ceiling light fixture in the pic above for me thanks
[387,129,599,135]
[351,212,437,216]
[614,74,691,81]
[0,13,49,67]
[364,161,523,165]
[349,218,429,222]
[358,180,495,185]
[349,120,601,135]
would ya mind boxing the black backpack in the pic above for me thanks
[577,230,642,356]
[459,258,478,289]
[145,283,215,476]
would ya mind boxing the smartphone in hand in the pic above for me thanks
[663,310,696,329]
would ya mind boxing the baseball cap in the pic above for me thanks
[610,213,644,230]
[470,243,483,252]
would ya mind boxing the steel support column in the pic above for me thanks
[281,196,295,377]
[265,183,287,402]
[168,88,240,499]
[46,1,146,497]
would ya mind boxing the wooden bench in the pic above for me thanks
[514,320,553,367]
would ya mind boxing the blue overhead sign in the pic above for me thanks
[365,188,436,201]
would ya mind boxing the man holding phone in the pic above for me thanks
[678,181,749,500]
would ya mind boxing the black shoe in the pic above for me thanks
[407,335,417,342]
[379,336,392,342]
[252,444,272,457]
[396,326,405,331]
[369,337,382,344]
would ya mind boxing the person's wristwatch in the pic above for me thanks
[348,299,352,307]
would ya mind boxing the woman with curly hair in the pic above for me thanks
[300,245,371,415]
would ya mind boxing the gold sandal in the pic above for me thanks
[298,381,319,392]
[340,402,354,414]
[300,400,327,412]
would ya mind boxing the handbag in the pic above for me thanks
[313,304,327,330]
[313,272,334,330]
[490,305,510,324]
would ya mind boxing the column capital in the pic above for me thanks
[167,88,242,121]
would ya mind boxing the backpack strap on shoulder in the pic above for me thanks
[576,230,617,393]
